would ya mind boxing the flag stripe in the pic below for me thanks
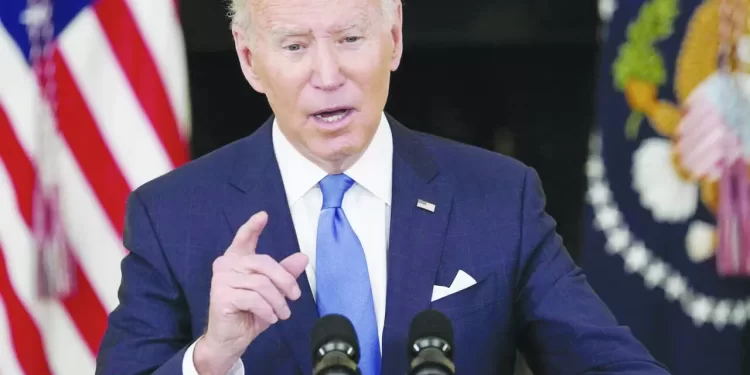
[58,139,125,312]
[0,106,53,375]
[94,0,189,166]
[60,262,110,354]
[0,297,27,375]
[0,36,113,351]
[54,50,131,235]
[58,9,176,189]
[0,105,34,225]
[0,244,52,375]
[1,21,128,312]
[0,157,95,375]
[0,23,40,172]
[125,0,191,138]
[0,104,109,356]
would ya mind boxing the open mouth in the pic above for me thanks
[311,108,353,124]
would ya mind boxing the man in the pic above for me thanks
[95,0,671,374]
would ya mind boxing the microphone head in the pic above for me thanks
[311,314,360,364]
[408,309,454,359]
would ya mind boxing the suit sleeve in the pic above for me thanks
[95,191,193,375]
[514,167,671,375]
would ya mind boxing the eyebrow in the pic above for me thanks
[336,12,371,32]
[269,25,309,38]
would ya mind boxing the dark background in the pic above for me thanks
[178,0,601,259]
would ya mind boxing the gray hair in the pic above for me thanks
[228,0,398,34]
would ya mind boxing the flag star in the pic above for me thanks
[624,244,650,273]
[644,260,668,289]
[689,296,714,326]
[712,300,731,330]
[588,181,611,206]
[20,3,51,27]
[664,275,687,301]
[595,205,621,231]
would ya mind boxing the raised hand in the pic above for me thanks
[194,211,309,374]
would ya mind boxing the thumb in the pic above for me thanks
[280,252,309,279]
[227,211,268,255]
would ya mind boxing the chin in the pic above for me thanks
[311,138,364,165]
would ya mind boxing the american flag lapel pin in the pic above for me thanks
[416,199,436,212]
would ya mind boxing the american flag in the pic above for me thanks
[0,0,190,374]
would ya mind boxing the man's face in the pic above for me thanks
[233,0,403,172]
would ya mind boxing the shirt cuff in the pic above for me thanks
[182,336,245,375]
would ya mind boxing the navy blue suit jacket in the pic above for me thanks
[96,115,670,374]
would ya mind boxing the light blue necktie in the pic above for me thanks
[316,174,380,375]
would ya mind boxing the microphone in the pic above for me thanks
[311,314,361,375]
[408,309,456,375]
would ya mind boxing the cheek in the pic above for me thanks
[342,44,390,77]
[344,61,390,100]
[263,65,309,103]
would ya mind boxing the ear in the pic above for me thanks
[232,25,266,93]
[389,0,404,71]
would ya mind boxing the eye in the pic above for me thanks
[284,43,303,51]
[342,36,362,43]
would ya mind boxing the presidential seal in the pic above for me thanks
[614,0,750,276]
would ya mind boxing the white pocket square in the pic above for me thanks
[431,270,476,302]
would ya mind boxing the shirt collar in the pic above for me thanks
[272,112,393,206]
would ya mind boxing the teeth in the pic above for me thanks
[315,111,347,123]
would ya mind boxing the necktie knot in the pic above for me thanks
[319,174,354,209]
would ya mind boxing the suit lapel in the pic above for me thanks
[223,118,318,375]
[380,116,453,375]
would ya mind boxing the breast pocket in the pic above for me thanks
[429,272,497,321]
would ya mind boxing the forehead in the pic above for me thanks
[252,0,379,31]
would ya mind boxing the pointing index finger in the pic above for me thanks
[226,211,268,255]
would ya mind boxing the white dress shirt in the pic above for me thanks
[183,113,393,374]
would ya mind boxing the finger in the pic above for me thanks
[226,211,268,256]
[233,255,302,300]
[280,252,309,280]
[225,273,291,320]
[230,289,279,324]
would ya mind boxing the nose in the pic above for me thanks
[310,43,345,91]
